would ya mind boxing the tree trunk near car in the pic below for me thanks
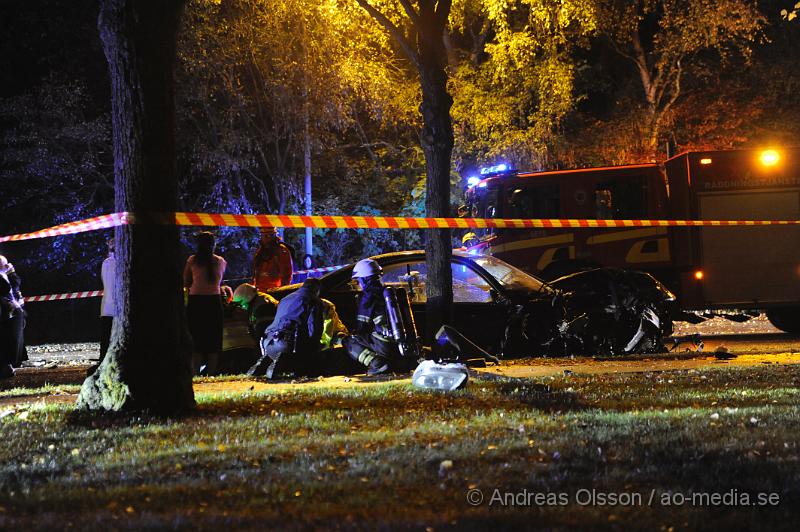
[419,21,455,341]
[354,1,455,342]
[77,0,194,414]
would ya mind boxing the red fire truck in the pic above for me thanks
[462,148,800,333]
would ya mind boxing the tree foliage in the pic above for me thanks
[0,76,113,288]
[176,0,423,274]
[449,0,597,171]
[594,0,765,158]
[0,0,796,306]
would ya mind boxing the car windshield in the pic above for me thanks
[470,255,550,293]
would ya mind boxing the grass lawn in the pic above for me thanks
[1,364,799,530]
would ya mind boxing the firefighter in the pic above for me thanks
[342,258,398,376]
[320,298,348,350]
[313,297,365,376]
[461,231,479,249]
[246,277,323,379]
[252,226,294,291]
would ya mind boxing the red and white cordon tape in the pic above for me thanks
[3,211,800,243]
[23,290,104,303]
[1,213,129,243]
[295,265,347,275]
[22,265,349,304]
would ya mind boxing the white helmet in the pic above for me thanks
[233,283,257,305]
[352,258,383,279]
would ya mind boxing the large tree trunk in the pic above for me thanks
[419,18,454,341]
[78,0,194,414]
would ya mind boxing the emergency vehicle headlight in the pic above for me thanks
[759,150,780,167]
[412,360,468,391]
[700,158,712,165]
[466,176,481,187]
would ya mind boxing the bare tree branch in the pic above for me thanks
[661,59,682,116]
[356,0,421,69]
[630,29,655,107]
[397,0,420,27]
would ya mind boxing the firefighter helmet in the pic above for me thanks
[462,232,478,246]
[352,258,383,279]
[233,283,257,305]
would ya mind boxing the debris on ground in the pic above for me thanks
[714,345,737,360]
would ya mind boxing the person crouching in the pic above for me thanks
[342,259,397,376]
[247,277,323,379]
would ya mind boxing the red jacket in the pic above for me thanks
[253,242,293,291]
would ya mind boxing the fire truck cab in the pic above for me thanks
[463,148,800,333]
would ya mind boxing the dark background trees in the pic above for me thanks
[1,0,799,343]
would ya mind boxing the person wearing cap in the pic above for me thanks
[252,226,294,291]
[341,258,397,376]
[246,277,324,379]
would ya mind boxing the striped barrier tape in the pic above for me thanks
[22,265,349,303]
[24,290,104,303]
[294,264,347,275]
[3,211,800,243]
[1,213,129,243]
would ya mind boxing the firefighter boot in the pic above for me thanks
[247,354,272,377]
[367,356,390,376]
[343,335,390,376]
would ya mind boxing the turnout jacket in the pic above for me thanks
[355,277,392,341]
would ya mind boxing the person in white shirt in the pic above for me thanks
[88,238,116,376]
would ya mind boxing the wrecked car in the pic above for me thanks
[254,250,676,359]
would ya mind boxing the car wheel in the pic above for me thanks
[766,308,800,334]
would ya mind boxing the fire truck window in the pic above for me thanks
[470,187,499,219]
[595,179,646,219]
[595,189,614,219]
[507,185,560,218]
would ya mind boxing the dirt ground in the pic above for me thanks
[3,350,799,410]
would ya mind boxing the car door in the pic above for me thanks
[380,260,428,338]
[382,259,506,352]
[450,260,507,351]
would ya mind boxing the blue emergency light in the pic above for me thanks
[480,163,509,175]
[466,176,481,187]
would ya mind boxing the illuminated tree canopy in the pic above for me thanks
[1,0,798,301]
[595,0,765,157]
